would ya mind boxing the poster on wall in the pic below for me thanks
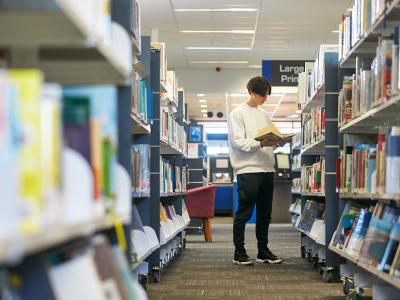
[188,124,203,143]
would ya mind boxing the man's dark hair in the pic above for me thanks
[247,76,271,96]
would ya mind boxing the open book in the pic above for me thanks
[254,124,296,144]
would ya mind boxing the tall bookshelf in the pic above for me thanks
[292,46,341,282]
[0,0,149,298]
[130,38,190,284]
[327,1,400,298]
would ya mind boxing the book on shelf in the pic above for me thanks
[359,203,400,267]
[338,26,400,125]
[338,127,400,194]
[130,144,150,193]
[63,85,118,207]
[302,106,325,147]
[151,42,167,86]
[8,69,45,233]
[166,70,178,104]
[292,178,301,192]
[378,220,400,273]
[301,156,325,194]
[254,123,295,143]
[132,75,152,124]
[160,108,187,153]
[130,0,141,52]
[160,158,186,193]
[292,153,301,170]
[297,200,325,233]
[297,62,314,105]
[345,207,374,257]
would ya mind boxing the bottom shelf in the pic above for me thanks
[328,245,400,290]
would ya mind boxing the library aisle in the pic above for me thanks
[148,220,343,300]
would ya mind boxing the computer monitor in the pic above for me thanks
[276,153,290,170]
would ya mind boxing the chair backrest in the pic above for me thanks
[185,185,216,218]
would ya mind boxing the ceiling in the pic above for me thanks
[140,0,353,121]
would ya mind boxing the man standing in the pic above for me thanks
[228,76,283,265]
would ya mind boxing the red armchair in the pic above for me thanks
[185,184,216,242]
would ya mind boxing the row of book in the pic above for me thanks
[301,157,326,194]
[338,0,394,61]
[301,45,339,104]
[132,75,152,124]
[338,28,400,125]
[160,159,188,194]
[302,106,325,147]
[161,108,187,154]
[160,202,190,245]
[130,144,150,193]
[0,235,146,300]
[338,126,400,194]
[331,201,400,278]
[0,69,129,241]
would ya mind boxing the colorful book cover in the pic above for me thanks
[346,208,373,258]
[63,86,118,210]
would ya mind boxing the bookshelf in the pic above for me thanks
[329,1,400,297]
[292,46,341,283]
[0,0,132,84]
[339,0,400,68]
[0,0,153,298]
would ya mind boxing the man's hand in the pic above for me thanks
[260,139,277,147]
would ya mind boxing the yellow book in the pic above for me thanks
[9,69,43,233]
[159,203,168,223]
[254,123,295,143]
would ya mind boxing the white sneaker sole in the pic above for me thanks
[256,258,283,264]
[232,259,255,266]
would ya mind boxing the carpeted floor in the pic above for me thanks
[147,218,343,300]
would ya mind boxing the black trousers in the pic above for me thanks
[233,172,274,251]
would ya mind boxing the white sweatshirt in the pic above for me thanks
[228,103,275,175]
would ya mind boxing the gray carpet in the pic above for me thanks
[148,219,343,300]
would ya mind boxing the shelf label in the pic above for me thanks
[262,60,307,86]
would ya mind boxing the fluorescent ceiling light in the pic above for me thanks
[248,65,262,68]
[189,61,248,64]
[175,8,257,12]
[288,114,299,118]
[199,99,207,103]
[201,104,208,108]
[332,30,340,33]
[197,93,205,97]
[201,109,208,113]
[203,114,208,117]
[180,30,254,34]
[296,110,302,113]
[186,47,251,50]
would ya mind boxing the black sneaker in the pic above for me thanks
[233,249,255,266]
[256,248,283,264]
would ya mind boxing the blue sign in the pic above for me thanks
[262,60,306,86]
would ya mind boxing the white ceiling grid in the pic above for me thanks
[140,0,353,120]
